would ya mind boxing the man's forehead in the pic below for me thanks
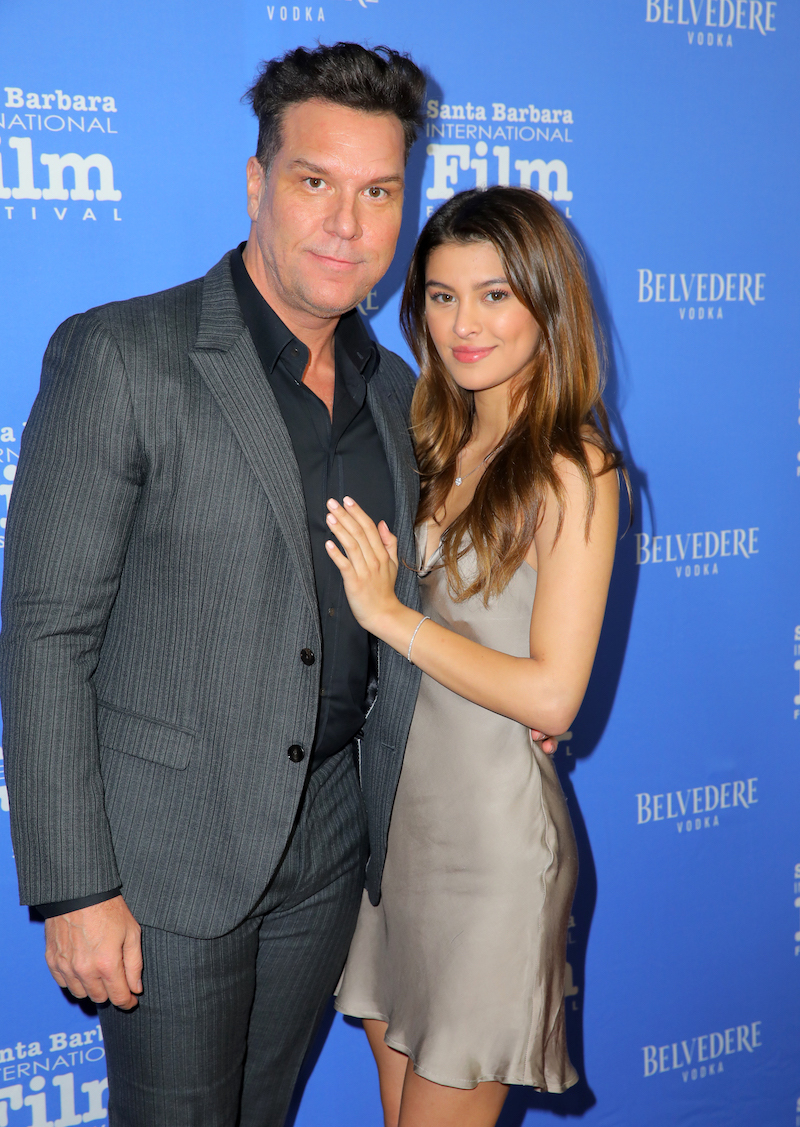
[279,99,405,164]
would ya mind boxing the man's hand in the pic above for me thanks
[44,895,142,1010]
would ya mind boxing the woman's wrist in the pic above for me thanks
[369,603,426,658]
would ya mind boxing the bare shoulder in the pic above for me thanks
[552,443,619,508]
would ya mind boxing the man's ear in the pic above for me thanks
[245,156,266,222]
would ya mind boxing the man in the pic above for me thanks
[0,43,426,1126]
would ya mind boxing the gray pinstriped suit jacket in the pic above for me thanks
[0,251,422,938]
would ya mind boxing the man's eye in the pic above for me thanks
[305,177,325,189]
[366,186,387,199]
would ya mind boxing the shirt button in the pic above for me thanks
[328,607,336,618]
[300,648,316,666]
[287,744,305,763]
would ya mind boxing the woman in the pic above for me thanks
[326,186,623,1127]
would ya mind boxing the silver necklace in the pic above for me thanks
[454,443,504,486]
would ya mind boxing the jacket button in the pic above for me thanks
[300,648,316,666]
[287,744,305,763]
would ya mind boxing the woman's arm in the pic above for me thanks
[325,445,618,734]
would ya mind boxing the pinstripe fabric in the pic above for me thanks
[0,251,420,935]
[99,747,368,1127]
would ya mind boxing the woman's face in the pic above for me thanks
[424,240,541,396]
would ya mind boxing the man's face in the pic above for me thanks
[244,99,406,325]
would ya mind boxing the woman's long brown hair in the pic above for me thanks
[400,186,626,603]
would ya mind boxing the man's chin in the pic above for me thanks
[294,284,374,320]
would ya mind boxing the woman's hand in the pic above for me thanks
[325,497,403,634]
[531,729,559,755]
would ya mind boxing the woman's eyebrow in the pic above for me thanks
[425,277,508,289]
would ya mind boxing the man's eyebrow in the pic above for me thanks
[288,159,404,185]
[289,159,330,176]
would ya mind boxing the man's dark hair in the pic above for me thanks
[244,42,426,172]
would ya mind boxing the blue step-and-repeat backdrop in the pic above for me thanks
[0,2,798,1125]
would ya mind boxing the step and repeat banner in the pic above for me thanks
[0,2,798,1125]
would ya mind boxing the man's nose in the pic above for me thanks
[323,194,362,241]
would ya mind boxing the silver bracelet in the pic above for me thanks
[406,615,430,663]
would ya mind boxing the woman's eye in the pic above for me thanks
[485,290,508,302]
[429,292,454,304]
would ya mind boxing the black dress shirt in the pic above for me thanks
[229,246,394,762]
[34,248,395,919]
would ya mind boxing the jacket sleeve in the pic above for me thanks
[0,312,146,905]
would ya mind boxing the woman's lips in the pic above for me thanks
[451,346,495,363]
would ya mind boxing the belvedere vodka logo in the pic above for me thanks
[636,776,757,834]
[0,748,7,815]
[645,0,778,47]
[635,526,759,579]
[637,269,765,321]
[0,1026,107,1124]
[793,625,800,721]
[425,97,574,215]
[793,862,800,956]
[1,87,120,223]
[642,1020,762,1082]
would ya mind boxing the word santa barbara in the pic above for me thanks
[643,1020,762,1081]
[635,526,758,578]
[427,100,574,125]
[636,777,757,833]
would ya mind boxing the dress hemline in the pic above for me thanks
[333,999,580,1093]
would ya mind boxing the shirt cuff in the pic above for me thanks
[33,888,122,919]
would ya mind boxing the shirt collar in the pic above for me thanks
[230,243,377,380]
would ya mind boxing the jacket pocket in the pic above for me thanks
[97,702,195,770]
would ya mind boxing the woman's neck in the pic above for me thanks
[471,385,515,450]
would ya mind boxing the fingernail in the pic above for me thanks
[327,498,339,510]
[343,496,354,507]
[325,540,335,550]
[326,513,337,525]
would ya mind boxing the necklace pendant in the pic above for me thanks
[454,476,462,486]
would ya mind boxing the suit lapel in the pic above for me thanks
[189,255,319,628]
[367,376,419,602]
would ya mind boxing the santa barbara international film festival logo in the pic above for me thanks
[424,95,574,217]
[0,1024,108,1124]
[0,421,18,552]
[0,85,121,225]
[644,0,778,48]
[636,775,758,835]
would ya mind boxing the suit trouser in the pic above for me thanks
[98,745,369,1127]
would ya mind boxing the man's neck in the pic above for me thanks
[241,240,341,354]
[241,241,338,415]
